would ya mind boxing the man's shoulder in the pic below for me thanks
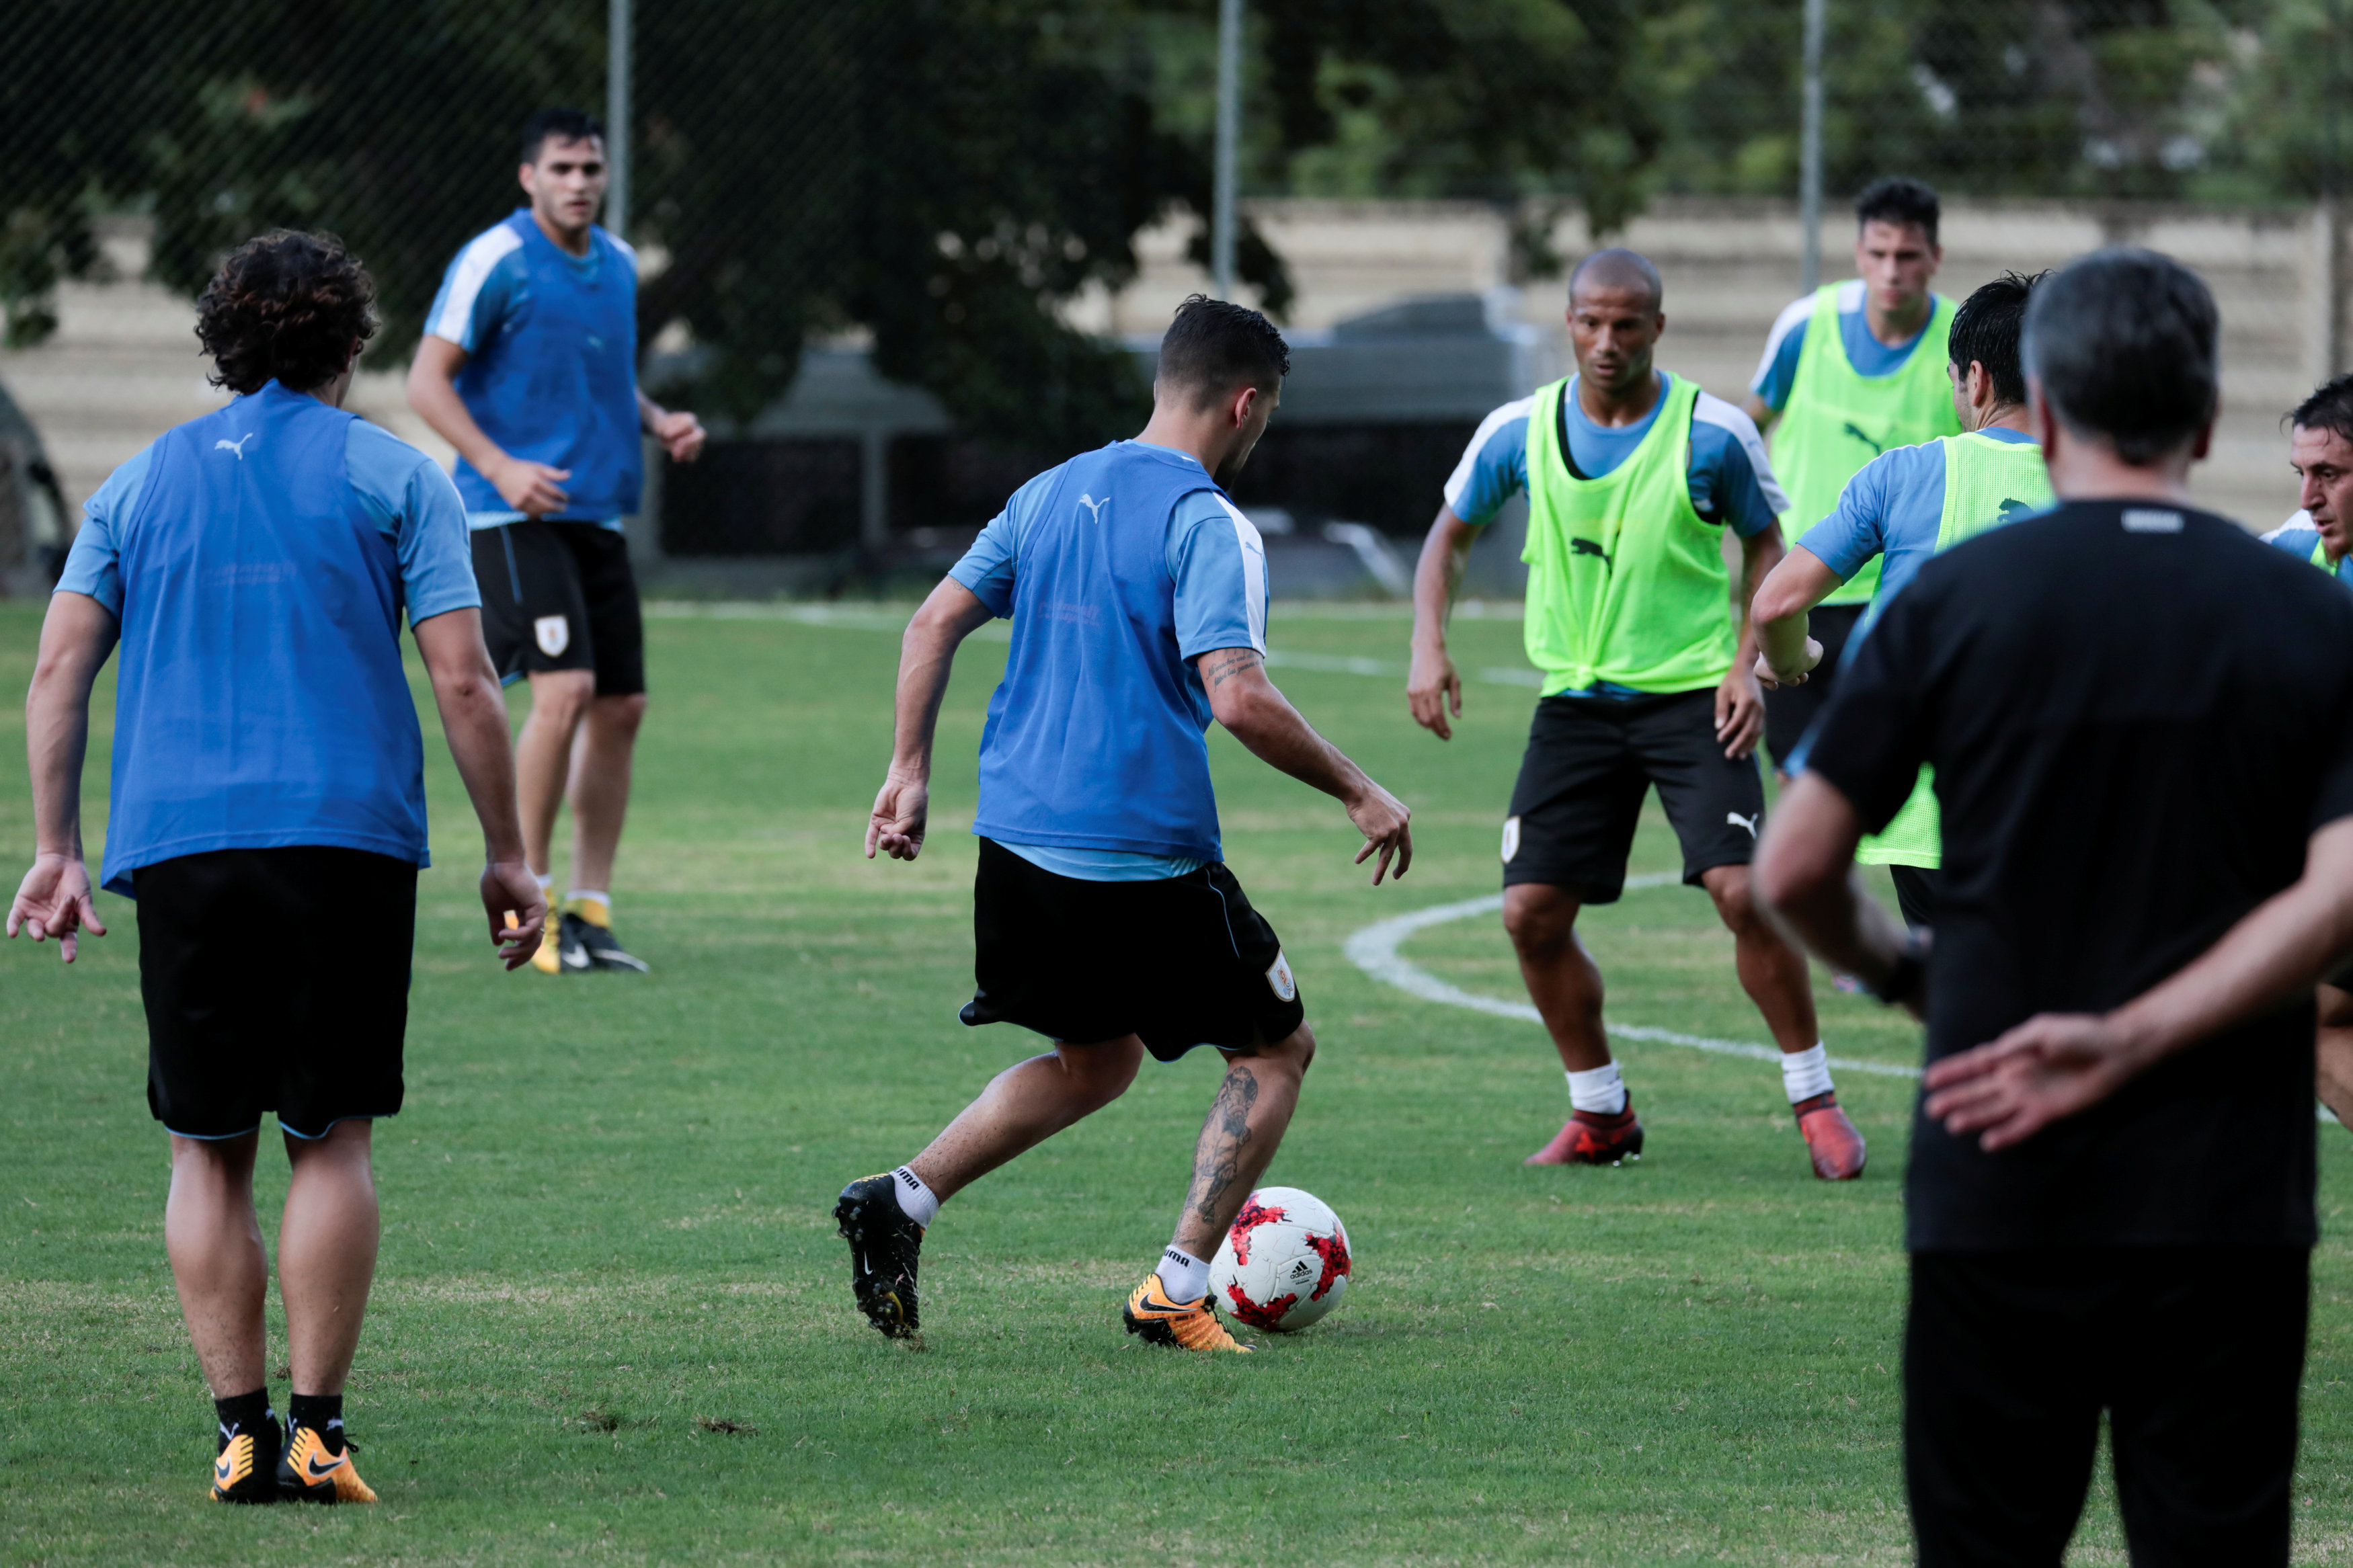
[344,419,450,498]
[447,216,528,276]
[1691,386,1766,447]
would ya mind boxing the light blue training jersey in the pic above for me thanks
[1749,281,1950,412]
[951,440,1267,880]
[2263,512,2351,581]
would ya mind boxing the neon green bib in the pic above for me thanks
[1771,286,1960,608]
[1856,431,2053,868]
[2312,538,2346,577]
[1522,373,1734,696]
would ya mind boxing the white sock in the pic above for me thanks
[534,872,555,895]
[567,889,609,910]
[1566,1063,1628,1115]
[890,1165,939,1229]
[1158,1245,1209,1303]
[1781,1043,1835,1105]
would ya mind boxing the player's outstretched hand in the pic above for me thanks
[653,409,707,464]
[867,770,930,862]
[1715,667,1767,760]
[1346,782,1412,885]
[481,860,547,971]
[7,852,105,964]
[489,455,571,518]
[1921,1012,2136,1151]
[1753,636,1824,692]
[1406,644,1463,741]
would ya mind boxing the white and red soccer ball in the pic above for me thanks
[1209,1186,1351,1332]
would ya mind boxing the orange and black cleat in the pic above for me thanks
[210,1414,280,1504]
[276,1420,377,1504]
[1795,1091,1867,1180]
[1123,1273,1250,1352]
[1525,1097,1645,1166]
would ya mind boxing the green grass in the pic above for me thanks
[3,597,2350,1565]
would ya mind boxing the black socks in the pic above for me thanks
[288,1393,345,1454]
[214,1388,274,1444]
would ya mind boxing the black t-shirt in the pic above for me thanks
[1808,499,2353,1251]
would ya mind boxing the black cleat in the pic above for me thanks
[559,911,649,974]
[835,1173,924,1339]
[210,1413,282,1504]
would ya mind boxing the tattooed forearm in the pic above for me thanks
[1203,650,1263,690]
[1185,1064,1261,1224]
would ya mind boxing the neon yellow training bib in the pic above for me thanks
[1771,286,1960,608]
[1855,431,2053,868]
[1521,372,1736,696]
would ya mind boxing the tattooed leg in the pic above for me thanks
[1171,1024,1315,1260]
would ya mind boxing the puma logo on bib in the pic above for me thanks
[1265,950,1297,1003]
[534,616,571,657]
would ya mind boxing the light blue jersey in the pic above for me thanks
[1797,425,2044,624]
[2262,512,2350,581]
[56,384,480,895]
[1750,281,1950,412]
[424,210,641,531]
[951,440,1267,878]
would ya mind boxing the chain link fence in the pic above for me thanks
[3,0,2347,576]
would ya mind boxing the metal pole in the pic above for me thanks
[1212,0,1241,298]
[2329,0,2345,378]
[1799,0,1825,292]
[607,0,632,239]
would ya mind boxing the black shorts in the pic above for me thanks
[1906,1247,2307,1567]
[1502,688,1766,901]
[1762,601,1864,773]
[965,838,1306,1061]
[138,848,414,1140]
[471,520,647,696]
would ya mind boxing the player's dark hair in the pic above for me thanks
[1156,294,1289,410]
[1854,177,1941,245]
[194,230,377,396]
[2024,247,2218,466]
[1568,248,1664,313]
[1947,271,2044,408]
[522,107,606,165]
[2289,372,2353,450]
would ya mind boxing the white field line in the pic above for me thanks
[643,601,1544,686]
[1342,881,1924,1080]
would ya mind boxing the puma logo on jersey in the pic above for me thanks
[1998,497,2036,522]
[1726,811,1759,838]
[214,434,256,459]
[1076,493,1109,524]
[1570,537,1611,565]
[1841,421,1886,455]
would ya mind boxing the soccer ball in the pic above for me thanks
[1209,1186,1351,1333]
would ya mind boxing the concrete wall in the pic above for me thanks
[3,200,2322,564]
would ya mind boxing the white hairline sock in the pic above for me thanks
[890,1165,940,1229]
[1566,1062,1628,1116]
[1782,1042,1835,1105]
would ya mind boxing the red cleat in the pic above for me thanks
[1795,1091,1866,1180]
[1525,1098,1644,1165]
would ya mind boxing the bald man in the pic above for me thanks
[1408,249,1866,1179]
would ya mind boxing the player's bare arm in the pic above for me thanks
[637,389,706,464]
[1197,647,1412,884]
[867,579,997,862]
[1714,525,1783,759]
[1919,815,2353,1150]
[1741,392,1781,437]
[413,608,547,967]
[8,589,117,962]
[405,336,570,516]
[1753,770,1923,1015]
[1406,504,1480,740]
[1750,545,1841,689]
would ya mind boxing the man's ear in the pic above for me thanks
[1229,383,1259,430]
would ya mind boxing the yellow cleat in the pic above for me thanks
[276,1421,376,1504]
[1123,1272,1251,1352]
[530,905,561,974]
[210,1417,278,1503]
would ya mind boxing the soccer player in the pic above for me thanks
[1405,249,1866,1180]
[836,296,1412,1354]
[407,107,705,976]
[1749,272,2050,930]
[2266,376,2353,1123]
[1759,246,2349,1567]
[7,231,544,1503]
[1743,178,1960,778]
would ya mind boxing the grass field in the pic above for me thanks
[3,597,2351,1565]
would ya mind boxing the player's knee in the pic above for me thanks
[1704,866,1761,932]
[528,669,595,726]
[1060,1038,1142,1107]
[1502,886,1574,956]
[1273,1022,1315,1077]
[595,691,648,737]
